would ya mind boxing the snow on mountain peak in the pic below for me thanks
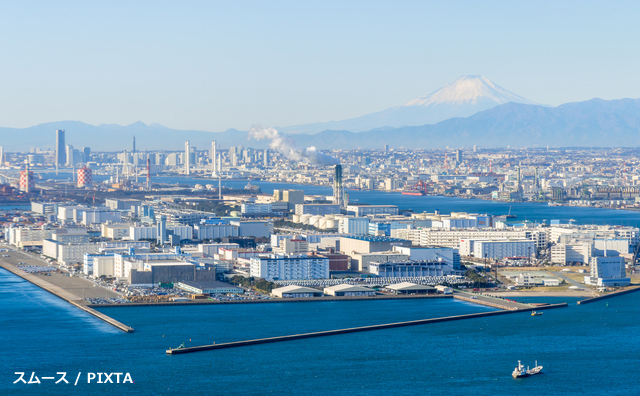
[403,75,537,107]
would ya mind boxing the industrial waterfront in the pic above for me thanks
[2,265,640,396]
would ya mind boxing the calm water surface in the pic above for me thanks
[1,268,639,395]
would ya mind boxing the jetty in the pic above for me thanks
[577,285,640,305]
[166,302,568,355]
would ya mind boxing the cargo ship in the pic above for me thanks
[402,180,428,196]
[512,360,543,378]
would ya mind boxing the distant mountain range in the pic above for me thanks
[288,98,640,149]
[3,76,640,151]
[279,75,539,134]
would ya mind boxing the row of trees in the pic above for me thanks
[230,275,276,294]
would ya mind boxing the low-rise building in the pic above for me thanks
[271,285,323,298]
[323,284,376,297]
[177,281,244,294]
[385,282,436,295]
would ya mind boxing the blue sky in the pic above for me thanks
[1,0,639,131]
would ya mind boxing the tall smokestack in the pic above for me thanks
[147,158,151,191]
[185,141,191,176]
[333,164,344,209]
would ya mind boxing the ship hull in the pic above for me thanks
[401,192,426,196]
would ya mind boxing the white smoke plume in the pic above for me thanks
[249,125,339,166]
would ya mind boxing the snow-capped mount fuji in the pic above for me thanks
[280,75,539,133]
[402,75,537,107]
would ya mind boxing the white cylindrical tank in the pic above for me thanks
[300,215,311,225]
[325,219,337,229]
[292,214,301,223]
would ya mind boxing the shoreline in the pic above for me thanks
[0,262,134,333]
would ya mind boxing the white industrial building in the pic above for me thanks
[250,254,330,281]
[461,239,535,260]
[198,243,240,256]
[338,217,370,235]
[295,204,341,216]
[130,226,158,241]
[392,246,461,269]
[513,273,560,287]
[177,281,244,294]
[584,255,630,287]
[194,224,239,240]
[369,260,457,277]
[551,242,593,264]
[323,284,375,296]
[392,228,547,250]
[101,223,131,239]
[93,256,115,277]
[6,227,54,247]
[81,209,122,225]
[241,203,272,215]
[346,205,398,217]
[42,239,100,265]
[271,285,323,298]
[385,282,436,294]
[230,220,272,238]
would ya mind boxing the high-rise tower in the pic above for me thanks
[333,164,345,209]
[211,141,217,174]
[55,129,65,166]
[184,141,191,175]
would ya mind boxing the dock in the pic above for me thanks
[0,262,134,333]
[166,302,568,355]
[453,290,533,310]
[577,285,640,305]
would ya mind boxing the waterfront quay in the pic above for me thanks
[0,261,134,333]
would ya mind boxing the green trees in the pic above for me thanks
[230,275,275,294]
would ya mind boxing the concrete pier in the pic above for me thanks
[577,286,640,305]
[0,262,134,333]
[166,302,568,355]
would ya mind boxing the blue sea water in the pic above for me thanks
[32,172,640,226]
[159,178,640,227]
[1,267,640,395]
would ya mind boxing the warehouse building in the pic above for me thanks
[177,281,244,294]
[323,284,375,297]
[295,204,341,216]
[271,285,323,298]
[370,260,457,277]
[386,282,436,295]
[193,224,240,239]
[340,235,411,256]
[346,205,398,217]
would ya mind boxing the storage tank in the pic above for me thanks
[77,166,92,188]
[292,214,301,223]
[310,215,322,227]
[325,219,337,229]
[300,214,312,225]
